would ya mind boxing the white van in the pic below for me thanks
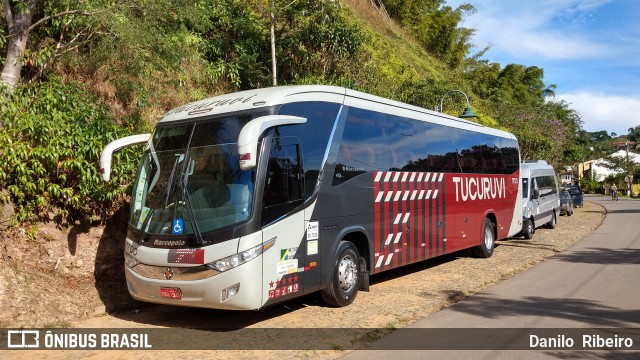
[520,160,560,239]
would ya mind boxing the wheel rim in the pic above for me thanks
[484,224,494,249]
[338,254,358,292]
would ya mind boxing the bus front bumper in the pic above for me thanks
[124,256,263,310]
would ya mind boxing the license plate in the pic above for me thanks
[160,287,183,299]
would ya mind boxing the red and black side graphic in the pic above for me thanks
[373,171,446,273]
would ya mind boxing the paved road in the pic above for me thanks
[340,195,640,359]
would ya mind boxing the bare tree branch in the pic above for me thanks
[282,0,298,9]
[29,29,97,84]
[28,9,94,32]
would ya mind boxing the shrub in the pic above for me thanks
[0,80,141,224]
[579,177,601,194]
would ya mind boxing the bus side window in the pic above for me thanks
[501,138,520,174]
[333,107,388,185]
[424,123,459,173]
[262,140,304,226]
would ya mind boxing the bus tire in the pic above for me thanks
[546,211,557,229]
[472,218,495,258]
[321,241,360,307]
[523,219,534,240]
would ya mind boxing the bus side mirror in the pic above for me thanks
[100,134,151,181]
[532,189,540,199]
[237,115,306,170]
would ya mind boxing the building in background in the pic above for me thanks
[559,166,574,185]
[579,149,640,182]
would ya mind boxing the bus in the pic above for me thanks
[100,85,523,310]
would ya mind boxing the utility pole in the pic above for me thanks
[270,0,277,86]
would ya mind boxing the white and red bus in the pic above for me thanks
[101,85,522,310]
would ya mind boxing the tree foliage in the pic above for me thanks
[627,125,640,144]
[493,99,581,168]
[0,0,98,89]
[381,0,476,69]
[275,0,364,82]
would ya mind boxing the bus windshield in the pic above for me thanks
[129,114,260,237]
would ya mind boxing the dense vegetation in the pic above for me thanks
[0,0,633,224]
[0,81,139,222]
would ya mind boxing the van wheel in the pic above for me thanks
[321,241,360,307]
[546,212,557,229]
[523,219,534,240]
[472,218,495,258]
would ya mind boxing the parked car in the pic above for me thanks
[567,185,583,208]
[560,190,574,216]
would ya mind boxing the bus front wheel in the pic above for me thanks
[321,241,360,307]
[472,218,495,258]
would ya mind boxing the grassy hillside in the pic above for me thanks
[342,0,464,105]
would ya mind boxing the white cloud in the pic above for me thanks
[557,91,640,135]
[571,0,614,13]
[451,0,617,60]
[493,30,609,60]
[444,0,640,137]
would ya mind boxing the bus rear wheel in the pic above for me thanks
[321,241,360,307]
[472,218,495,258]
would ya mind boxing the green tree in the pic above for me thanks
[1,0,94,90]
[464,59,501,99]
[492,64,549,105]
[193,0,271,90]
[495,100,579,168]
[274,0,365,83]
[627,125,640,143]
[381,0,476,69]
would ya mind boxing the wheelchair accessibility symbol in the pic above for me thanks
[172,219,184,234]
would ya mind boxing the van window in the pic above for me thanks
[536,175,558,197]
[522,178,529,199]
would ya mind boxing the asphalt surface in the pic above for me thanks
[339,195,640,359]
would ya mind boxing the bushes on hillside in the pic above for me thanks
[0,80,141,224]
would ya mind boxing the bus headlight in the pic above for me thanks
[206,237,275,273]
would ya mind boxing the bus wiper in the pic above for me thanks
[164,154,183,208]
[180,175,205,246]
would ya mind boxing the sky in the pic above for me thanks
[445,0,640,136]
